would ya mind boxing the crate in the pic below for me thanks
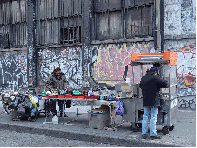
[88,112,110,129]
[121,83,132,92]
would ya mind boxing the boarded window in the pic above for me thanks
[0,34,9,49]
[96,11,122,40]
[125,6,152,38]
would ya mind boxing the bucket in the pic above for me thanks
[52,115,58,124]
[125,78,130,83]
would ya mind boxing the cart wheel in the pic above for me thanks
[162,126,169,135]
[169,125,174,131]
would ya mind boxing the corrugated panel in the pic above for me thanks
[78,0,82,14]
[95,0,103,12]
[141,6,151,36]
[0,34,9,49]
[64,0,69,17]
[60,0,64,17]
[68,0,73,16]
[144,0,154,5]
[132,8,141,36]
[40,0,44,20]
[24,25,27,45]
[51,0,54,18]
[0,4,2,25]
[2,3,5,24]
[15,25,18,46]
[20,24,22,46]
[6,2,10,24]
[109,0,121,10]
[97,13,109,40]
[135,0,144,6]
[47,0,52,19]
[102,0,109,10]
[21,0,26,22]
[109,11,122,39]
[73,0,78,15]
[125,8,142,38]
[44,0,47,19]
[125,9,132,38]
[125,0,135,8]
[54,0,59,18]
[15,1,20,23]
[36,21,39,45]
[53,19,59,43]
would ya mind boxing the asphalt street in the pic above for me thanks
[0,129,121,147]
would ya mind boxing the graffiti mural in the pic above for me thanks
[90,41,196,97]
[37,47,83,92]
[90,42,155,86]
[178,96,196,110]
[0,51,28,91]
[176,44,196,96]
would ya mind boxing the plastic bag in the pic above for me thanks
[115,99,124,116]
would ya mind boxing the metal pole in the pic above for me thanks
[153,0,157,52]
[132,65,134,83]
[160,0,164,53]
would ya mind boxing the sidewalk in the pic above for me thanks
[0,104,195,147]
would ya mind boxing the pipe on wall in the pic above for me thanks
[153,0,157,52]
[160,0,164,53]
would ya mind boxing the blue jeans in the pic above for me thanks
[142,106,158,136]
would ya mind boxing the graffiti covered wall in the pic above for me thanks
[37,47,83,92]
[91,40,196,97]
[164,0,196,38]
[90,42,156,86]
[0,50,28,91]
[165,39,196,97]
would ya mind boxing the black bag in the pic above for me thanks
[66,100,71,108]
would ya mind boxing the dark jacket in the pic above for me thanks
[139,71,169,107]
[46,72,68,91]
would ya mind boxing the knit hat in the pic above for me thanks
[150,67,158,72]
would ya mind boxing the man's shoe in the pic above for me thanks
[60,112,68,117]
[150,135,161,140]
[64,114,68,117]
[141,134,148,139]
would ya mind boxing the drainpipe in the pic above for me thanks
[153,0,157,52]
[160,0,164,53]
[27,0,37,88]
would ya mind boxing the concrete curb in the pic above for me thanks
[0,122,179,147]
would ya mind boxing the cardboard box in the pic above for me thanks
[121,83,132,92]
[88,112,110,129]
[126,92,133,98]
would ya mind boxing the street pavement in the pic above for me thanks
[0,101,196,147]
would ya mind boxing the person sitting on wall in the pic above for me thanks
[46,67,71,117]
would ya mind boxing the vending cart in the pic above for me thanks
[122,51,178,135]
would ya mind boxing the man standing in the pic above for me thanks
[139,66,169,139]
[46,67,69,117]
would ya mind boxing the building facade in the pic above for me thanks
[0,0,196,97]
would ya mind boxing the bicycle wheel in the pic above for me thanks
[189,100,196,110]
